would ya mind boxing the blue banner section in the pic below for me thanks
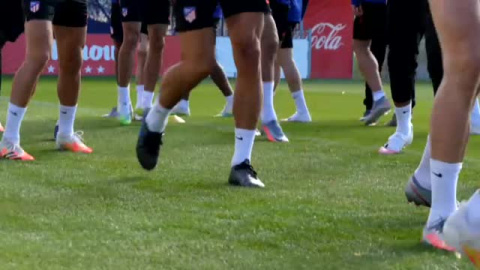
[88,19,110,34]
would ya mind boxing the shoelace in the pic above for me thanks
[236,161,258,178]
[72,131,86,144]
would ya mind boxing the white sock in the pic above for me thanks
[118,86,131,114]
[414,136,432,189]
[261,81,278,123]
[178,99,189,110]
[146,102,171,133]
[225,95,234,111]
[395,103,412,136]
[136,85,144,109]
[471,98,480,126]
[427,159,461,226]
[142,90,154,109]
[58,105,77,137]
[3,103,27,145]
[231,128,256,166]
[292,90,309,115]
[466,190,480,233]
[373,90,385,102]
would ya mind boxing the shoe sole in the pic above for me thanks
[262,126,289,142]
[405,180,431,207]
[364,107,391,126]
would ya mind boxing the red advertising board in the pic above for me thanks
[2,34,181,77]
[303,0,353,79]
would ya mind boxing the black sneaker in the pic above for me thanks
[228,159,265,188]
[136,109,163,170]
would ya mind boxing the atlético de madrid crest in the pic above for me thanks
[122,8,128,17]
[184,7,196,23]
[30,1,40,13]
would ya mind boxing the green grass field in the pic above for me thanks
[1,77,478,269]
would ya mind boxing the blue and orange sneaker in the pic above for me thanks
[423,218,456,252]
[0,139,35,161]
[405,175,432,207]
[261,120,289,143]
[56,132,93,154]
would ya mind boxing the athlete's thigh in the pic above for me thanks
[429,0,480,67]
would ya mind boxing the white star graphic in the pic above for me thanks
[97,66,105,74]
[85,66,92,73]
[47,65,55,73]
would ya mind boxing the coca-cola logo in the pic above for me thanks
[311,23,346,51]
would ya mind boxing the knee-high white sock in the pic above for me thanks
[231,128,256,166]
[118,85,131,115]
[427,159,461,226]
[145,102,171,133]
[3,103,27,145]
[142,90,154,109]
[292,90,309,115]
[471,98,480,126]
[261,82,278,123]
[414,136,432,189]
[58,105,77,137]
[136,85,144,109]
[466,190,480,233]
[395,103,412,136]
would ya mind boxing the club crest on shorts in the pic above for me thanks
[184,7,196,23]
[122,8,128,17]
[30,1,40,13]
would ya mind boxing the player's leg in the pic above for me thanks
[136,1,216,170]
[353,2,390,126]
[414,0,480,257]
[0,1,55,161]
[212,61,234,117]
[379,0,424,155]
[278,24,311,123]
[134,32,148,117]
[223,0,268,187]
[117,0,142,125]
[261,5,288,143]
[52,0,92,154]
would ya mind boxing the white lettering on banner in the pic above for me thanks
[311,23,346,51]
[52,41,115,61]
[83,45,114,61]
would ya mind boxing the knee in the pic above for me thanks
[123,32,140,50]
[27,50,51,72]
[148,35,165,53]
[233,37,262,67]
[59,50,83,76]
[447,53,480,89]
[262,34,278,59]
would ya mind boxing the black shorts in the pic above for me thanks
[120,0,170,25]
[175,0,269,32]
[111,2,148,43]
[280,22,297,49]
[353,2,387,41]
[270,0,290,44]
[24,0,87,27]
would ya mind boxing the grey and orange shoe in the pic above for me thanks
[405,175,432,207]
[56,132,93,154]
[423,218,456,252]
[363,96,391,126]
[262,120,289,142]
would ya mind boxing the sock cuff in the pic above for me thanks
[430,159,463,172]
[395,103,412,110]
[292,90,303,97]
[60,104,78,109]
[8,102,27,112]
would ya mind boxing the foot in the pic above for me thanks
[423,218,456,252]
[378,127,413,155]
[359,110,371,122]
[385,113,397,127]
[0,122,4,133]
[282,112,312,123]
[405,175,432,207]
[215,105,233,118]
[102,107,119,118]
[171,103,191,116]
[228,159,265,188]
[262,120,289,142]
[0,139,35,161]
[56,132,93,154]
[443,202,480,267]
[134,107,144,121]
[117,107,132,126]
[136,109,164,171]
[363,97,391,126]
